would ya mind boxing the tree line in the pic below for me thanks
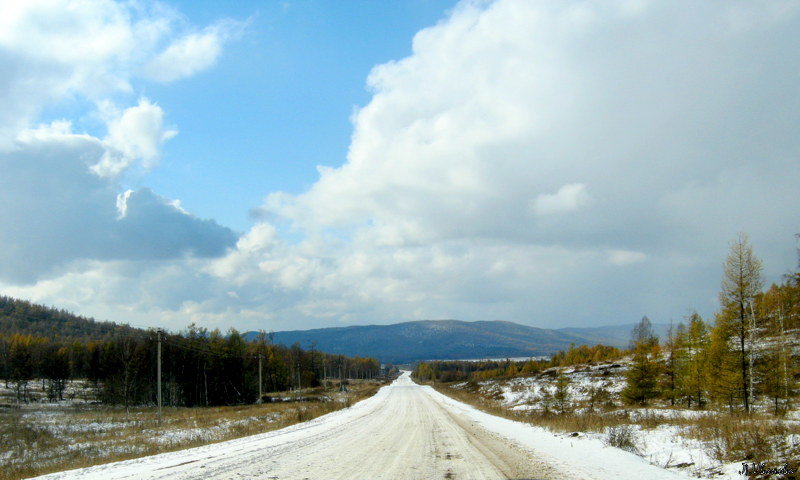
[0,296,141,340]
[623,234,799,414]
[416,234,800,415]
[414,343,625,383]
[0,323,380,407]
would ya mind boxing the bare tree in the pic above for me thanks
[629,316,658,350]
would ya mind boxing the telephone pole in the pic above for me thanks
[157,329,162,425]
[258,354,263,402]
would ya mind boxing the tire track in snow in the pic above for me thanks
[33,373,564,480]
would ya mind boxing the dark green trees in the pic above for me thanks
[0,323,379,407]
[621,317,660,405]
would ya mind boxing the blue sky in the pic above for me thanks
[1,0,799,333]
[145,1,461,232]
[43,1,459,233]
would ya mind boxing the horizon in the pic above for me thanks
[1,0,799,333]
[1,294,670,337]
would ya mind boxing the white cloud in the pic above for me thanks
[92,98,178,177]
[0,0,244,288]
[143,21,243,83]
[0,0,241,148]
[531,183,592,216]
[3,0,800,333]
[0,101,235,285]
[240,0,800,329]
[116,189,134,219]
[607,250,647,266]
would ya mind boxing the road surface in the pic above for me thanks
[38,372,687,480]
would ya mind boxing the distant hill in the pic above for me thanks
[556,322,672,348]
[247,319,674,363]
[247,320,590,364]
[0,296,142,340]
[1,293,670,361]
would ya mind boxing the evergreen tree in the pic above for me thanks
[707,309,741,412]
[554,371,571,414]
[681,313,710,409]
[621,316,660,405]
[42,345,70,401]
[661,321,680,406]
[9,334,34,402]
[621,347,660,405]
[719,233,763,414]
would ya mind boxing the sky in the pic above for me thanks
[1,0,799,334]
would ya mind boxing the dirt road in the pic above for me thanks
[39,372,688,480]
[38,373,558,479]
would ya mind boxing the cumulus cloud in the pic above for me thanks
[0,0,244,287]
[0,0,243,148]
[240,0,800,329]
[92,99,178,177]
[0,124,237,283]
[3,0,800,332]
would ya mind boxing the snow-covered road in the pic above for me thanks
[37,372,690,480]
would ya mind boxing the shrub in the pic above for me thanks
[688,416,788,463]
[605,425,639,455]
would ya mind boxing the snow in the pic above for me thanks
[425,356,550,362]
[31,381,398,479]
[0,378,98,405]
[26,372,701,480]
[424,383,693,480]
[447,361,800,479]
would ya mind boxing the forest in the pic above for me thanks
[0,296,142,340]
[0,302,381,407]
[416,234,800,415]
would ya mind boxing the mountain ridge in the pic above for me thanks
[245,319,665,363]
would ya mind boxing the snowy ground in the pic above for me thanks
[28,372,692,480]
[0,401,285,478]
[448,362,799,479]
[0,379,376,479]
[0,378,99,405]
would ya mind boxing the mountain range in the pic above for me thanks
[245,319,670,364]
[0,294,668,364]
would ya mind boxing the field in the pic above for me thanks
[0,379,383,480]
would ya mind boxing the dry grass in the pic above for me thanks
[0,381,383,480]
[432,379,800,474]
[433,382,631,433]
[683,414,800,464]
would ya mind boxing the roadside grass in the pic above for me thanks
[428,379,800,473]
[0,381,383,480]
[683,414,800,469]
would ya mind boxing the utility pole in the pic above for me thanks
[748,301,756,411]
[779,306,789,402]
[258,354,263,402]
[157,329,162,425]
